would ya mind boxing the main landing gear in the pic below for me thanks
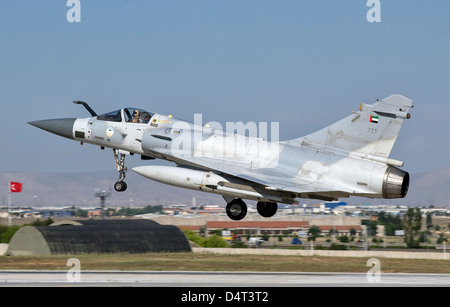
[225,199,278,221]
[113,149,128,192]
[256,201,278,218]
[226,199,248,221]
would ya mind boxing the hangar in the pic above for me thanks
[7,219,191,256]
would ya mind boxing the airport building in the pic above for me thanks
[204,221,362,237]
[145,214,364,238]
[206,221,310,236]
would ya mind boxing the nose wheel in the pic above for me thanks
[114,180,127,192]
[113,149,128,192]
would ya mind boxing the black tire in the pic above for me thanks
[257,201,277,218]
[114,181,127,192]
[226,199,247,221]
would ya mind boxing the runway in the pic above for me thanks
[0,270,449,287]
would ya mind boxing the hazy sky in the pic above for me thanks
[1,1,450,175]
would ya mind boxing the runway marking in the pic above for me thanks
[0,271,449,287]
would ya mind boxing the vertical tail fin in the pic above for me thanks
[287,94,413,163]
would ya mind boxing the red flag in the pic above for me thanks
[10,182,22,193]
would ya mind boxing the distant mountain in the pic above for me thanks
[1,167,449,208]
[403,167,450,207]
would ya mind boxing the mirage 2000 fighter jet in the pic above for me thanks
[29,94,413,220]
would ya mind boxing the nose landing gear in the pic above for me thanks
[114,180,127,192]
[113,149,128,192]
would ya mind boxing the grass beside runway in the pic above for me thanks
[0,252,449,273]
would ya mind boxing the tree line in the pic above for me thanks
[363,207,447,248]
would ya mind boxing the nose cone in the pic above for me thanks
[28,118,76,140]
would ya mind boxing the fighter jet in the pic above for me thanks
[29,95,413,220]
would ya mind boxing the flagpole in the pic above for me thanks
[8,188,11,227]
[7,182,22,226]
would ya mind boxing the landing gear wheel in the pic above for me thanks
[114,181,127,192]
[113,149,128,192]
[257,201,278,218]
[226,199,247,221]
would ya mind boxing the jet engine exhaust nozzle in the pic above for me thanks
[382,166,410,199]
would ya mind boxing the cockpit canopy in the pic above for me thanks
[97,108,155,124]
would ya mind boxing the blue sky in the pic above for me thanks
[1,1,450,174]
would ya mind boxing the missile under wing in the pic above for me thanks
[29,95,413,220]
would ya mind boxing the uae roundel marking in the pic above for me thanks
[106,126,115,138]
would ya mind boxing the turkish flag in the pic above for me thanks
[10,182,22,193]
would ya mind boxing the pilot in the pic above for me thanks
[132,110,141,123]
